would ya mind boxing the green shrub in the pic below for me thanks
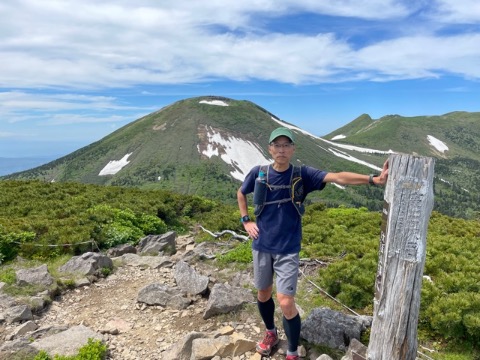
[137,213,167,235]
[0,267,16,284]
[57,278,76,290]
[100,267,112,277]
[103,223,143,248]
[32,338,107,360]
[426,292,480,343]
[75,338,108,359]
[33,351,50,360]
[88,204,165,248]
[0,226,36,264]
[217,240,253,265]
[319,252,377,309]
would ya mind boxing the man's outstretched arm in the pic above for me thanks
[323,160,389,186]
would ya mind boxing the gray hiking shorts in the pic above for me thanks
[253,250,299,296]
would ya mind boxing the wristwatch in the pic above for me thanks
[369,174,377,186]
[240,215,251,223]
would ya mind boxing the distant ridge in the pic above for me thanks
[0,156,55,176]
[3,96,480,219]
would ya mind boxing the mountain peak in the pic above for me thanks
[3,97,480,218]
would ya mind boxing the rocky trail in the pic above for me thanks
[2,234,303,360]
[37,262,266,359]
[1,233,366,360]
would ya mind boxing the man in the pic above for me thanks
[237,127,388,359]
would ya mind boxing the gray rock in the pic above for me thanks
[137,283,191,309]
[317,355,334,360]
[115,253,173,268]
[29,325,70,340]
[162,331,206,360]
[0,338,38,360]
[203,283,253,319]
[301,307,371,351]
[31,325,103,357]
[10,320,39,338]
[0,292,18,310]
[58,252,113,277]
[137,231,177,255]
[340,338,367,360]
[74,277,91,287]
[16,264,54,287]
[174,260,209,295]
[106,243,137,257]
[191,333,255,359]
[5,304,33,324]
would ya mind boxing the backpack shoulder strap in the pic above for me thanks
[291,165,305,204]
[292,164,302,179]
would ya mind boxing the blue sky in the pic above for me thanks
[1,0,479,158]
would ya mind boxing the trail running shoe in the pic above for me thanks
[286,355,299,360]
[256,329,279,355]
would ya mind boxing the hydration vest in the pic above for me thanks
[253,164,305,217]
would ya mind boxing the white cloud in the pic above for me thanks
[431,0,480,23]
[355,34,480,80]
[0,1,479,89]
[0,0,479,156]
[0,91,150,126]
[0,91,140,112]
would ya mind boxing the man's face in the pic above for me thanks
[268,136,295,165]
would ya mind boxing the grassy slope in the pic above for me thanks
[3,99,480,219]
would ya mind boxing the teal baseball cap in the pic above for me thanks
[269,127,295,144]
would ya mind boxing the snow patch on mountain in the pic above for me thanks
[199,100,229,106]
[271,117,389,171]
[328,148,383,171]
[331,134,346,140]
[99,153,132,176]
[427,135,448,153]
[198,126,270,181]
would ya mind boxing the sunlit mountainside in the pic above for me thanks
[3,96,480,219]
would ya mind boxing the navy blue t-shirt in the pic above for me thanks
[241,164,327,254]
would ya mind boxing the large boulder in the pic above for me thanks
[174,261,209,295]
[4,305,33,324]
[301,307,371,351]
[137,231,177,255]
[16,264,54,287]
[203,283,253,319]
[31,325,104,357]
[58,252,113,277]
[106,243,137,257]
[137,283,191,309]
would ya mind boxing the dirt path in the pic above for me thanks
[34,257,294,359]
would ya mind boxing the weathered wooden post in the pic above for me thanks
[367,154,435,360]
